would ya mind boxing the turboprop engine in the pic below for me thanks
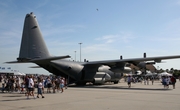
[93,72,111,84]
[137,53,156,69]
[137,62,156,69]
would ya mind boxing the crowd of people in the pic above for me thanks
[0,74,67,99]
[161,76,176,89]
[125,75,177,89]
[0,73,179,99]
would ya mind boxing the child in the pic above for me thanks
[37,79,45,98]
[52,81,56,93]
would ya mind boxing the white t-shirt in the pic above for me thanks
[28,78,34,88]
[38,82,43,88]
[61,79,64,85]
[42,79,45,87]
[47,78,51,84]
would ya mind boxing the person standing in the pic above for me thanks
[55,77,60,92]
[27,75,35,99]
[162,76,166,89]
[46,77,52,93]
[24,75,29,96]
[151,76,154,85]
[166,76,170,89]
[127,75,131,88]
[52,80,56,93]
[60,77,64,93]
[171,75,176,89]
[37,79,45,98]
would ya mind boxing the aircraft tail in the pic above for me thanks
[17,12,50,62]
[6,12,70,64]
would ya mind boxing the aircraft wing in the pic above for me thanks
[82,55,180,67]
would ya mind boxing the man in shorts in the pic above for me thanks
[60,77,64,93]
[127,75,132,88]
[27,75,35,99]
[37,79,45,98]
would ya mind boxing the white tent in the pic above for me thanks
[20,72,26,75]
[145,72,157,76]
[159,72,172,76]
[14,72,24,76]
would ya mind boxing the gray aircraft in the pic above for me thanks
[6,12,180,85]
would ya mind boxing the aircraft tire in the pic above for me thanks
[114,81,119,84]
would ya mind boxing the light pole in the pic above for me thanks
[79,43,82,62]
[74,51,76,61]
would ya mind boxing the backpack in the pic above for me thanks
[171,77,176,83]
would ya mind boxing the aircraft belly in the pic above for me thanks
[50,61,83,80]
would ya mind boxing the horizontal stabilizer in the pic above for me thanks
[30,55,70,63]
[5,61,27,63]
[6,55,70,63]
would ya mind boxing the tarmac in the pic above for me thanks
[0,80,180,110]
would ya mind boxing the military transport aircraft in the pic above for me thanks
[6,12,180,85]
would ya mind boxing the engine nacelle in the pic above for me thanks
[93,78,106,84]
[146,62,156,65]
[93,72,111,84]
[110,67,131,73]
[137,62,155,69]
[137,62,146,68]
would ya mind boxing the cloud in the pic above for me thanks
[99,35,118,43]
[95,32,136,44]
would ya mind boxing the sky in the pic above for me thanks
[1,0,180,74]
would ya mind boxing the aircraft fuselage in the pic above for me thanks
[45,60,131,84]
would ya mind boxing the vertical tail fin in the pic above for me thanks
[17,12,50,61]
